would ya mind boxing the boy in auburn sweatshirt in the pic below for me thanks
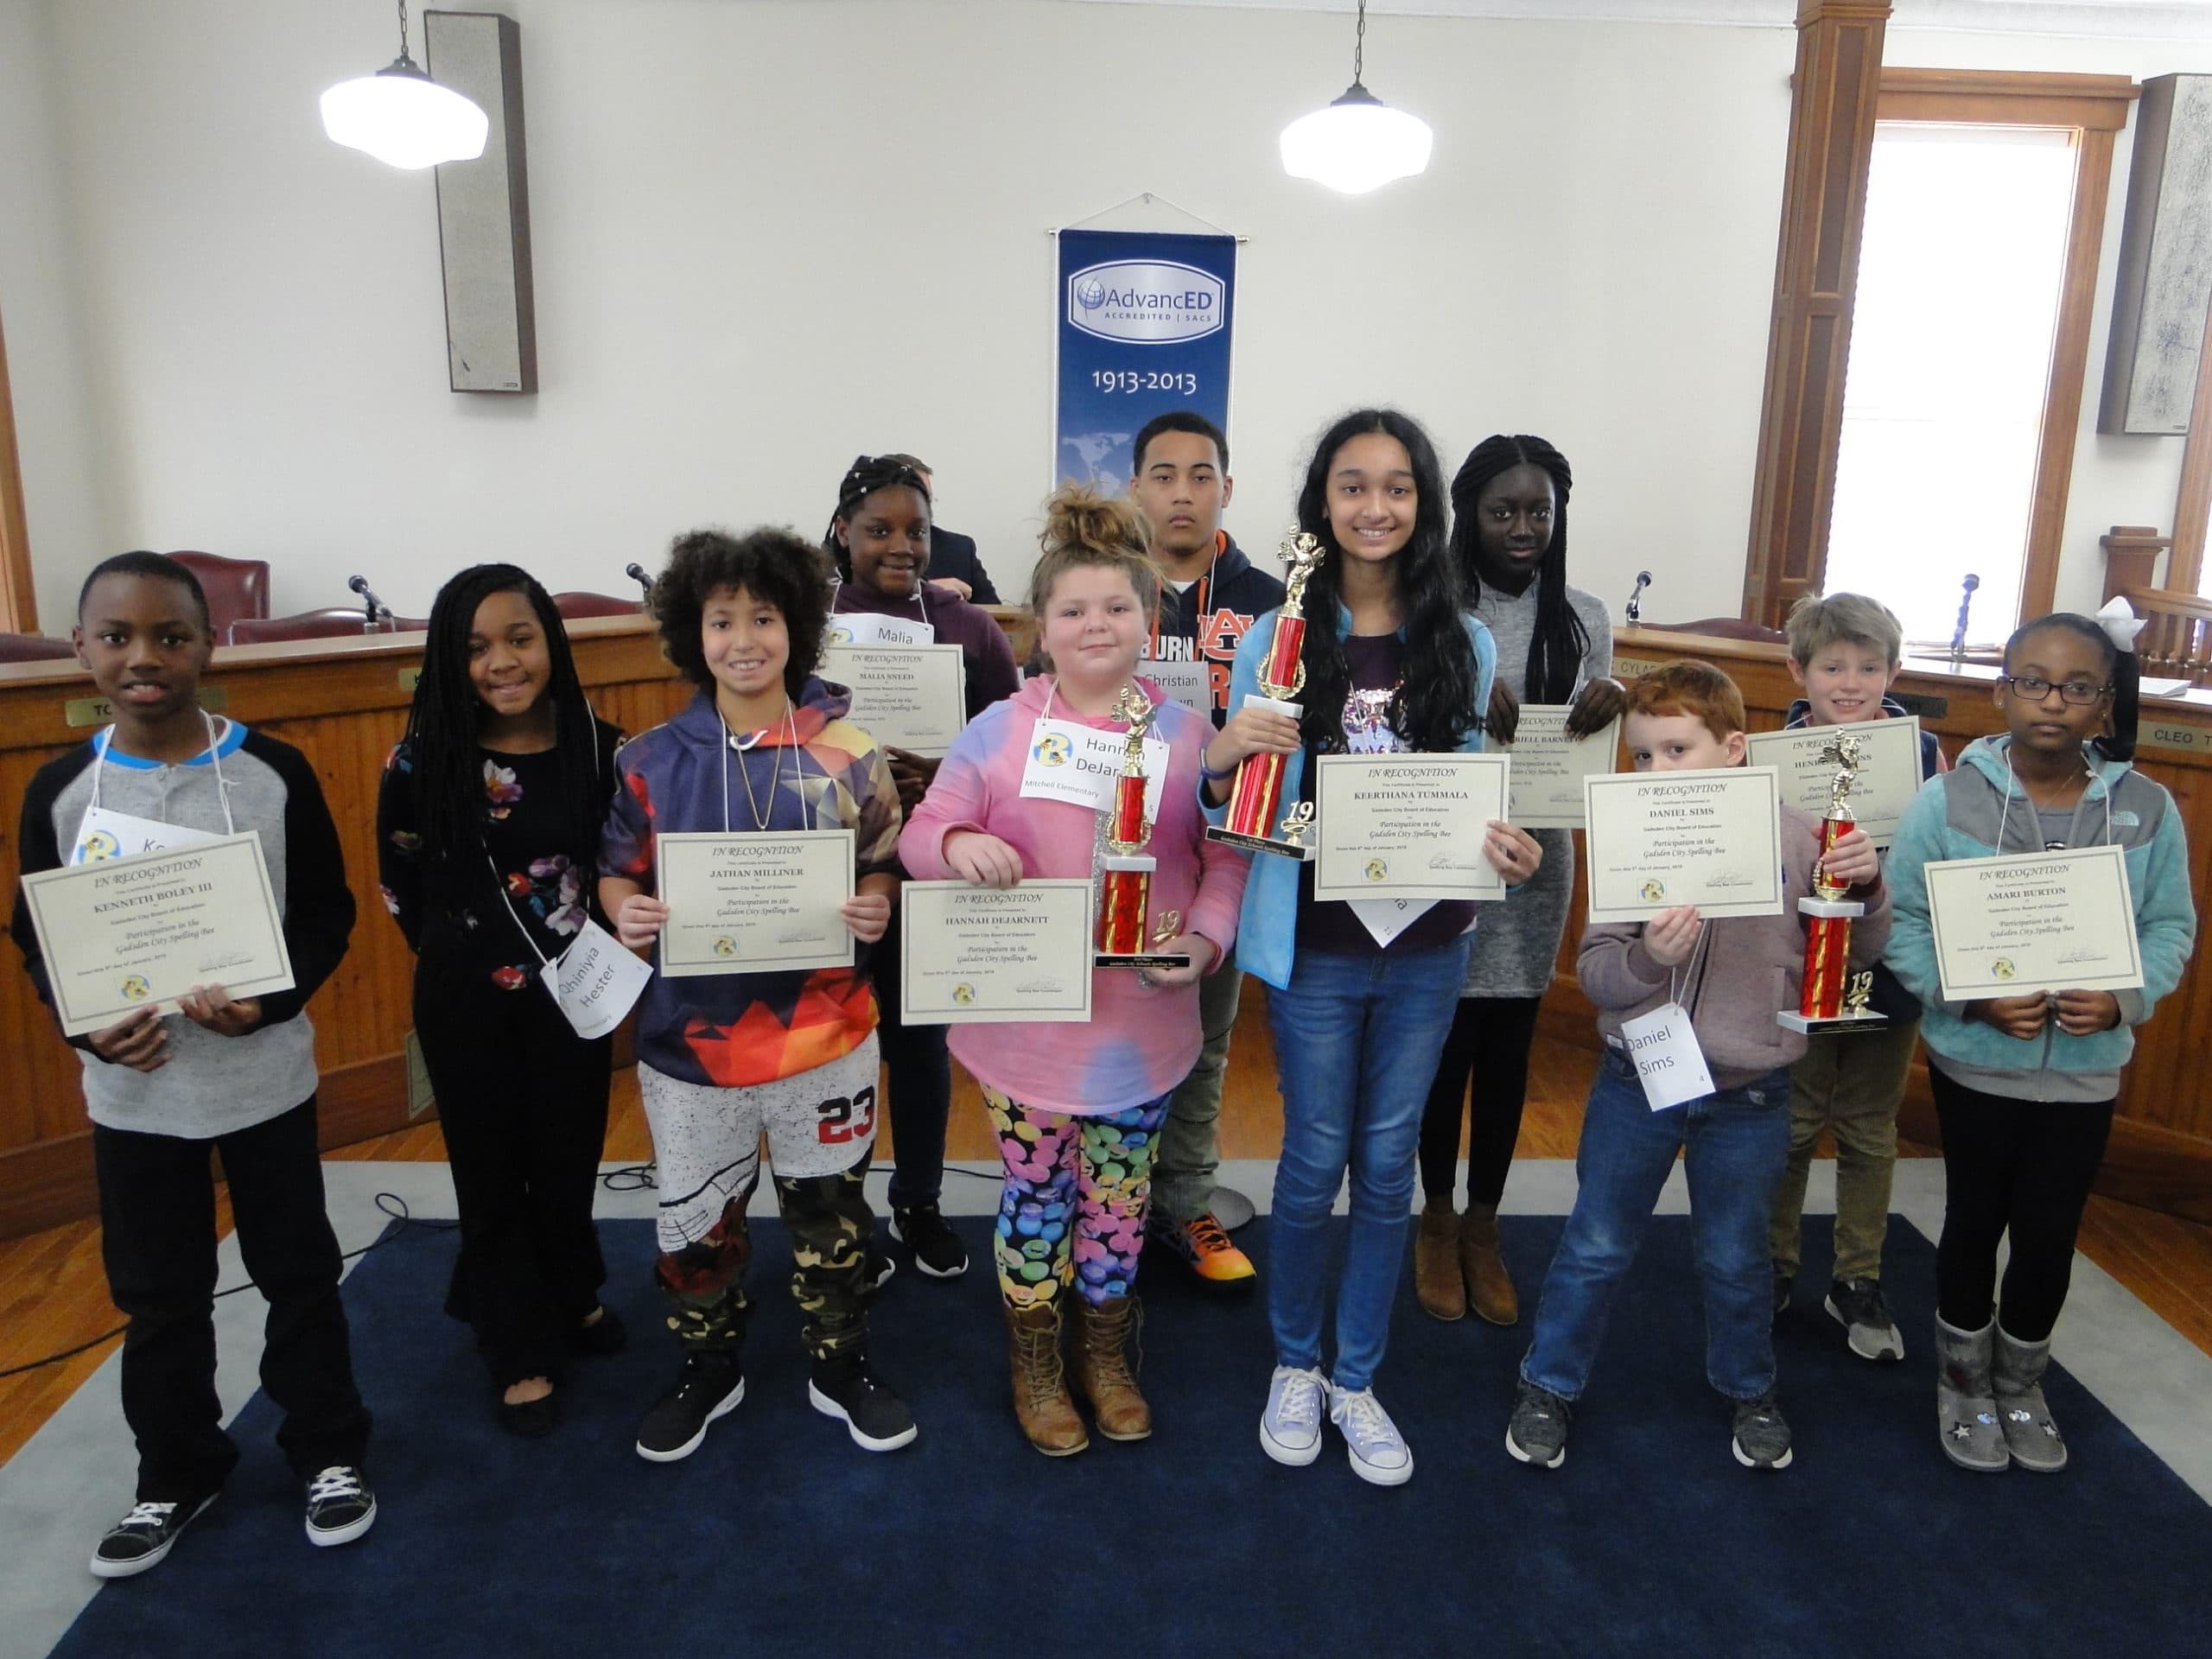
[1504,660,1888,1475]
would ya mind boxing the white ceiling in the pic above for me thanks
[1065,0,2212,41]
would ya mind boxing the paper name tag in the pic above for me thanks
[72,806,224,867]
[1618,1001,1716,1110]
[1143,659,1212,717]
[544,918,651,1039]
[1346,894,1436,948]
[1020,719,1169,819]
[825,613,933,646]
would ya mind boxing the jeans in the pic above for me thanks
[1522,1051,1793,1404]
[1265,936,1473,1394]
[1153,950,1244,1224]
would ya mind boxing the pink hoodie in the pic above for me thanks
[899,673,1249,1116]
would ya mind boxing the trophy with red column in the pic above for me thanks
[1095,684,1192,970]
[1777,732,1887,1034]
[1205,531,1326,860]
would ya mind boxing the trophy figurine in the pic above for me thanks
[1777,732,1889,1035]
[1095,684,1192,971]
[1205,531,1327,860]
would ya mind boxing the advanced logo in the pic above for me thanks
[1066,260,1225,345]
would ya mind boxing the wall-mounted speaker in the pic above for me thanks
[424,11,536,394]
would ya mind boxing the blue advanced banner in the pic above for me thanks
[1054,227,1236,496]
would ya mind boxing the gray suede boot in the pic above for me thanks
[1993,1325,2067,1473]
[1935,1314,2009,1472]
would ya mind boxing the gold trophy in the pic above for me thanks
[1206,531,1327,859]
[1095,684,1192,970]
[1777,732,1888,1035]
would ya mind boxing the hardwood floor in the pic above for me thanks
[5,986,2209,1471]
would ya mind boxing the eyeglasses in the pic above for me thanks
[1999,675,2110,705]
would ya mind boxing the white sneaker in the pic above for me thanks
[1260,1365,1327,1466]
[1330,1383,1414,1486]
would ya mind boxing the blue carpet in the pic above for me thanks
[51,1207,2212,1658]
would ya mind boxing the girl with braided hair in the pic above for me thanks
[1414,435,1624,1327]
[825,454,1020,1279]
[377,564,627,1437]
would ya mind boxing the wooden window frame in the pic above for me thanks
[0,303,36,634]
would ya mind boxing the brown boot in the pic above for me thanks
[1005,1300,1088,1456]
[1460,1203,1519,1326]
[1069,1295,1152,1441]
[1415,1204,1466,1322]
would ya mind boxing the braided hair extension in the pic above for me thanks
[2004,612,2139,763]
[1449,433,1591,706]
[403,564,604,909]
[1292,408,1478,753]
[823,454,933,581]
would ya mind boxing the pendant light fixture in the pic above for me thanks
[320,0,489,170]
[1280,1,1433,195]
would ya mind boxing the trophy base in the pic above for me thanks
[1095,951,1194,970]
[1777,1009,1892,1035]
[1205,826,1315,861]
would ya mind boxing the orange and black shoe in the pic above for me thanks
[1148,1209,1257,1287]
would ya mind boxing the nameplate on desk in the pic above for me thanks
[66,688,229,728]
[2140,720,2204,755]
[1611,656,1660,680]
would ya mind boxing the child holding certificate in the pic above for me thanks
[598,528,914,1463]
[1506,661,1885,1475]
[1417,433,1621,1327]
[899,486,1249,1457]
[10,552,375,1575]
[1201,409,1536,1487]
[377,564,627,1439]
[1885,611,2194,1473]
[1766,592,1948,1363]
[825,454,1020,1282]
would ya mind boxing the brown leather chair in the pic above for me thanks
[1640,615,1788,645]
[0,632,78,663]
[228,609,392,645]
[553,591,643,620]
[168,551,270,639]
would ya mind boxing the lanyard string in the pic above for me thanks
[1996,747,2110,854]
[833,579,931,628]
[719,703,803,832]
[485,704,610,966]
[89,710,237,835]
[1665,917,1713,1015]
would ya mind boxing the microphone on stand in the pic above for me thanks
[625,563,654,597]
[1949,574,1980,668]
[1625,570,1652,626]
[347,575,392,632]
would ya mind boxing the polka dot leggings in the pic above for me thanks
[984,1085,1168,1310]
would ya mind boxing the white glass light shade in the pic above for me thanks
[320,67,488,170]
[1280,88,1433,195]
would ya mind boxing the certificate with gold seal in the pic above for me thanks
[1501,707,1620,830]
[900,879,1094,1025]
[17,831,296,1037]
[1312,753,1511,902]
[1582,766,1785,924]
[1923,844,2144,1000]
[1745,715,1924,849]
[656,830,855,977]
[817,643,968,759]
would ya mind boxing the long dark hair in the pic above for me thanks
[823,454,932,582]
[404,564,603,906]
[1293,408,1477,753]
[1451,433,1591,705]
[2003,612,2139,763]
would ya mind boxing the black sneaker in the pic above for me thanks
[89,1492,217,1578]
[1505,1378,1572,1469]
[890,1204,969,1279]
[302,1466,378,1548]
[571,1304,627,1357]
[1731,1393,1795,1470]
[809,1360,918,1452]
[1772,1268,1795,1321]
[1824,1277,1905,1363]
[635,1352,746,1463]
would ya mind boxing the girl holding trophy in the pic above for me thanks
[899,486,1249,1457]
[1202,409,1541,1486]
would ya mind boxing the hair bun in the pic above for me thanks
[1042,483,1147,561]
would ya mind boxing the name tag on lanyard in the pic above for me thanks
[1020,719,1169,819]
[543,918,652,1040]
[826,613,934,646]
[1141,659,1211,718]
[73,806,223,865]
[1618,1001,1717,1110]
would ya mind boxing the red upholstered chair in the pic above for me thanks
[0,632,78,663]
[227,609,391,645]
[1640,616,1789,645]
[168,551,270,639]
[553,591,643,620]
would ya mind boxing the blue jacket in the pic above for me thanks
[1883,735,2196,1089]
[1207,606,1497,991]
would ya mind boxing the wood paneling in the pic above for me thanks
[0,306,34,635]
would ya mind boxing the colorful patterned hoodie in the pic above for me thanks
[600,680,900,1089]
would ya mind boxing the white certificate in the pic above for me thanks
[1313,753,1511,902]
[819,643,968,758]
[900,879,1094,1025]
[1582,766,1785,923]
[1745,716,1925,849]
[1502,708,1620,830]
[17,830,296,1037]
[656,830,855,976]
[1923,844,2145,1000]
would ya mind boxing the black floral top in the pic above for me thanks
[376,719,626,990]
